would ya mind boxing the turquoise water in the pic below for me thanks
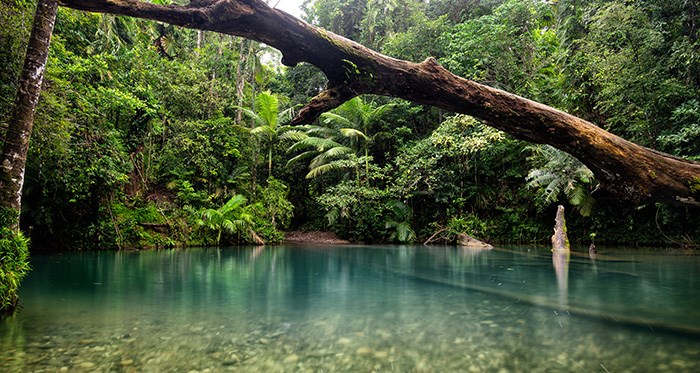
[1,246,699,372]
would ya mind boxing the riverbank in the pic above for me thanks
[283,231,351,245]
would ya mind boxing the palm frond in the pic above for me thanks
[395,222,416,243]
[306,160,351,178]
[308,147,354,169]
[278,107,295,123]
[390,200,412,221]
[300,137,345,152]
[576,189,596,217]
[221,219,237,234]
[286,150,317,166]
[321,112,355,128]
[321,145,355,158]
[234,106,264,127]
[325,208,340,225]
[368,103,393,122]
[279,130,308,142]
[201,208,222,224]
[256,91,279,127]
[302,125,336,137]
[220,194,247,214]
[250,125,275,136]
[340,127,369,140]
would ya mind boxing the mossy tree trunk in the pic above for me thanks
[51,0,700,207]
[0,0,58,232]
[0,0,56,315]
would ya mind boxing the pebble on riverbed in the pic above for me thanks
[2,309,698,372]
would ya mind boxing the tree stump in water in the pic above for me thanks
[551,205,570,252]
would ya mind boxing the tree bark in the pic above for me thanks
[57,0,700,206]
[551,205,570,252]
[234,38,248,125]
[0,0,58,232]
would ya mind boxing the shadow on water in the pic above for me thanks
[390,245,700,337]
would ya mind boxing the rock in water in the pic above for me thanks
[457,233,493,249]
[551,205,570,251]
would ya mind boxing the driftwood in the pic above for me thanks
[423,227,449,245]
[56,0,700,207]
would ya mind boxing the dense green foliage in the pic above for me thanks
[0,208,30,314]
[1,0,699,249]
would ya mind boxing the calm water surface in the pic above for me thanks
[1,245,699,372]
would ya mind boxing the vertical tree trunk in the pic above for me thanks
[234,38,248,125]
[551,205,570,252]
[0,0,58,232]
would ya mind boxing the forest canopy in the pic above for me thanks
[1,0,699,249]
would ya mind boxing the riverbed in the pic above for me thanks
[1,245,698,372]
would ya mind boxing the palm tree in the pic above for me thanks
[284,96,391,181]
[282,124,365,180]
[238,91,293,178]
[320,96,392,178]
[199,195,264,245]
[93,14,136,54]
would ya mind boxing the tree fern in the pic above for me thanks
[526,145,598,216]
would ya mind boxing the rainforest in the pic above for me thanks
[1,0,699,309]
[2,1,700,371]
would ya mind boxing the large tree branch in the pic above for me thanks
[58,0,700,206]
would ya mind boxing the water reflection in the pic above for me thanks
[1,246,699,372]
[13,246,700,329]
[552,250,570,307]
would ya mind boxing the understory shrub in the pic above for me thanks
[0,209,30,315]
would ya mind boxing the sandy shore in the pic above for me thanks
[283,231,351,245]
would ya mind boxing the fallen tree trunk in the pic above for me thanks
[57,0,700,206]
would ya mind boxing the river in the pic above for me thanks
[1,245,698,372]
